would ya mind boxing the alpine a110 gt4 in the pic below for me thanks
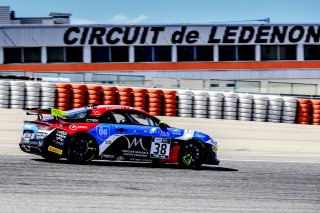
[19,105,219,169]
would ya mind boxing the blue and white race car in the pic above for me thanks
[19,105,219,169]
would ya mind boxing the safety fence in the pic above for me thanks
[0,80,320,125]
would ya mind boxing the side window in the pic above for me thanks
[128,112,157,126]
[112,112,129,124]
[100,112,116,124]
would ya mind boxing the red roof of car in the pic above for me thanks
[89,105,152,117]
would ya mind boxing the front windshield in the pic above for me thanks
[63,108,91,120]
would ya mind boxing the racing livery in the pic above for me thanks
[19,105,219,169]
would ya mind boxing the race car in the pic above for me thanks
[19,105,219,169]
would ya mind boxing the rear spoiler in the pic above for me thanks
[26,108,67,120]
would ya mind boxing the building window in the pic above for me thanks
[177,46,195,61]
[110,46,129,62]
[195,46,213,61]
[3,48,22,63]
[153,46,171,62]
[219,46,236,61]
[304,45,320,60]
[47,47,64,62]
[135,46,153,62]
[210,79,260,93]
[66,47,83,62]
[261,45,296,61]
[268,82,317,95]
[24,47,41,63]
[177,46,213,62]
[238,45,255,61]
[91,46,109,62]
[135,46,171,62]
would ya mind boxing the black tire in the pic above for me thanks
[67,133,98,163]
[178,141,205,169]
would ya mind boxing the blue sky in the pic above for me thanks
[2,0,320,24]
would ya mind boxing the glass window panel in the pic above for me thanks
[280,45,296,60]
[66,47,83,62]
[47,47,64,62]
[292,83,317,95]
[238,45,255,61]
[154,46,171,62]
[218,46,236,61]
[261,45,278,60]
[110,46,129,62]
[235,81,260,93]
[177,46,195,61]
[304,45,320,60]
[4,48,22,63]
[91,46,109,62]
[210,80,235,91]
[196,46,213,61]
[24,47,41,63]
[135,46,153,62]
[268,82,291,94]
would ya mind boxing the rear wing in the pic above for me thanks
[26,108,67,120]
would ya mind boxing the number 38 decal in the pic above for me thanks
[150,137,171,159]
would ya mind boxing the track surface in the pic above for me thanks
[0,109,320,212]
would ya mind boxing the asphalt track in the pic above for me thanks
[0,109,319,212]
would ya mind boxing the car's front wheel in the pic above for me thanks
[178,140,205,169]
[67,133,98,163]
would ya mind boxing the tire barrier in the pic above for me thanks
[267,95,283,123]
[147,89,163,116]
[0,81,10,109]
[207,91,223,119]
[296,99,311,125]
[71,84,87,109]
[25,81,41,109]
[192,90,208,118]
[132,88,148,111]
[177,90,193,117]
[86,84,102,105]
[162,90,177,117]
[40,82,56,109]
[223,93,238,120]
[101,86,117,105]
[3,80,320,126]
[252,95,268,122]
[10,81,25,109]
[238,94,253,121]
[116,87,132,106]
[55,83,72,111]
[311,99,320,125]
[282,97,297,124]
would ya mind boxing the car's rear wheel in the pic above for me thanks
[178,140,204,169]
[67,133,98,163]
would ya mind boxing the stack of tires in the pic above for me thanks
[238,94,253,121]
[296,99,311,124]
[0,81,10,108]
[86,85,102,105]
[147,89,162,116]
[10,81,25,109]
[132,88,147,111]
[55,83,71,111]
[192,90,208,118]
[177,90,193,117]
[207,91,224,119]
[116,87,132,106]
[267,96,283,123]
[25,81,41,109]
[162,90,177,116]
[223,93,238,120]
[40,82,56,109]
[101,86,117,105]
[71,84,87,108]
[311,100,320,125]
[252,95,268,122]
[282,97,297,124]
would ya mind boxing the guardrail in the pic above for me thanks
[0,80,319,125]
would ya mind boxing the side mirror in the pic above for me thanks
[159,122,167,130]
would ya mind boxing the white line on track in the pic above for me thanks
[222,158,320,164]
